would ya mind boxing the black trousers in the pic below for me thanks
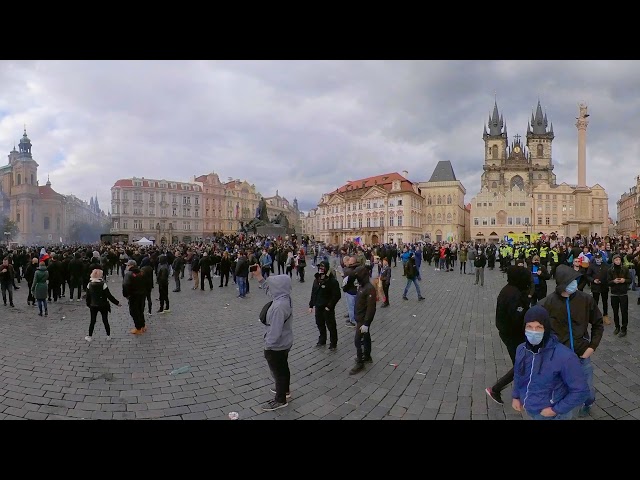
[89,307,111,336]
[219,271,229,286]
[354,321,372,362]
[298,266,305,282]
[159,283,169,311]
[460,261,466,273]
[611,294,629,330]
[1,283,13,305]
[201,271,213,290]
[48,282,61,301]
[592,290,609,316]
[264,349,290,403]
[492,332,523,393]
[530,286,545,306]
[382,282,390,305]
[277,261,285,275]
[27,281,35,304]
[145,290,152,314]
[128,296,146,329]
[70,277,83,300]
[315,307,337,346]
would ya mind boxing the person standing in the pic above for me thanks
[586,252,611,326]
[485,265,531,405]
[235,251,249,298]
[122,259,146,335]
[539,264,604,417]
[529,255,551,306]
[140,257,155,316]
[308,260,341,350]
[474,246,487,286]
[191,252,200,290]
[172,252,183,292]
[608,253,631,337]
[341,255,358,327]
[0,257,16,307]
[349,266,377,375]
[31,261,49,316]
[85,269,121,342]
[200,252,213,290]
[458,245,467,274]
[251,265,293,412]
[511,305,590,420]
[25,257,38,306]
[219,251,231,287]
[156,254,171,313]
[296,248,307,283]
[379,257,391,308]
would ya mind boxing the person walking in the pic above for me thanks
[586,252,611,326]
[402,253,425,301]
[0,257,16,307]
[485,265,531,405]
[85,269,121,342]
[608,253,631,337]
[32,261,49,316]
[511,305,590,420]
[379,257,391,307]
[252,265,294,412]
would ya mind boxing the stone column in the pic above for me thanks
[576,103,589,188]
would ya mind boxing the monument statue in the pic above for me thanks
[257,197,269,222]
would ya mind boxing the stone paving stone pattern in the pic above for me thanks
[1,259,640,420]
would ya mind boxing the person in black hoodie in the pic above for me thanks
[85,269,121,342]
[485,265,531,405]
[123,259,146,334]
[308,260,341,350]
[68,252,85,302]
[156,254,170,313]
[539,264,604,417]
[349,265,377,375]
[140,257,155,316]
[586,252,611,326]
[46,254,63,302]
[608,253,631,337]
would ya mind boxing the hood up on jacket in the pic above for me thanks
[354,265,370,286]
[554,264,582,294]
[265,274,291,301]
[506,265,531,292]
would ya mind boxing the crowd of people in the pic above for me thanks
[1,230,638,416]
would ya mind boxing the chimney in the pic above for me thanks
[402,170,408,178]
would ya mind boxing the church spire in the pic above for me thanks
[46,175,51,187]
[485,99,505,137]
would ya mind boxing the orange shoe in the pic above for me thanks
[130,328,143,335]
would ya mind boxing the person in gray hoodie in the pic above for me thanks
[252,264,293,411]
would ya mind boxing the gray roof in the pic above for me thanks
[428,161,457,182]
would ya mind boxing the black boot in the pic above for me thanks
[349,362,365,375]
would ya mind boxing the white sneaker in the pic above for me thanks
[85,336,92,342]
[106,336,111,340]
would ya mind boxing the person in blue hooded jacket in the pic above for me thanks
[511,305,590,420]
[252,264,293,412]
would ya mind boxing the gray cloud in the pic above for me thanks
[0,60,634,219]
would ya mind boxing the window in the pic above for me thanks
[358,218,363,228]
[427,214,433,223]
[438,196,442,205]
[508,217,513,225]
[545,217,550,225]
[161,208,167,216]
[537,217,542,225]
[490,217,496,225]
[389,215,394,227]
[524,217,530,225]
[397,216,403,226]
[474,217,479,226]
[397,199,402,206]
[516,217,522,225]
[537,144,544,156]
[44,216,50,230]
[149,193,155,202]
[150,220,155,229]
[492,145,498,159]
[347,219,351,228]
[195,197,199,205]
[172,208,177,216]
[366,217,371,227]
[427,196,432,206]
[447,195,452,205]
[448,214,453,224]
[123,220,128,229]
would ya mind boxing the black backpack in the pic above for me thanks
[259,300,292,326]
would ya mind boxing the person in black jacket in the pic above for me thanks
[485,265,531,405]
[308,260,341,350]
[586,252,611,326]
[85,269,121,342]
[25,257,38,306]
[123,259,147,335]
[200,252,213,291]
[140,257,154,316]
[219,251,231,287]
[349,266,377,375]
[608,254,631,336]
[474,247,487,286]
[68,253,84,302]
[156,254,171,313]
[379,257,392,308]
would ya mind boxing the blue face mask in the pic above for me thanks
[525,330,545,345]
[565,279,578,294]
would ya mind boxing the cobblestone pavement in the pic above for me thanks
[1,259,640,420]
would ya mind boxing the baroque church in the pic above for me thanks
[470,99,608,243]
[0,129,84,245]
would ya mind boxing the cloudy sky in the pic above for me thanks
[0,60,634,219]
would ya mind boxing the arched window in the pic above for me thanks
[447,195,452,205]
[537,144,544,157]
[44,216,50,230]
[437,195,442,205]
[492,145,498,159]
[437,213,442,223]
[447,213,452,224]
[17,174,21,185]
[427,214,432,223]
[510,175,525,191]
[491,181,497,189]
[427,196,432,206]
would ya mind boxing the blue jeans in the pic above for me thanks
[579,356,595,407]
[345,293,356,325]
[415,263,422,281]
[527,410,573,420]
[237,276,247,297]
[403,278,422,298]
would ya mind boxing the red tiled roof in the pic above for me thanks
[39,185,64,200]
[331,172,415,195]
